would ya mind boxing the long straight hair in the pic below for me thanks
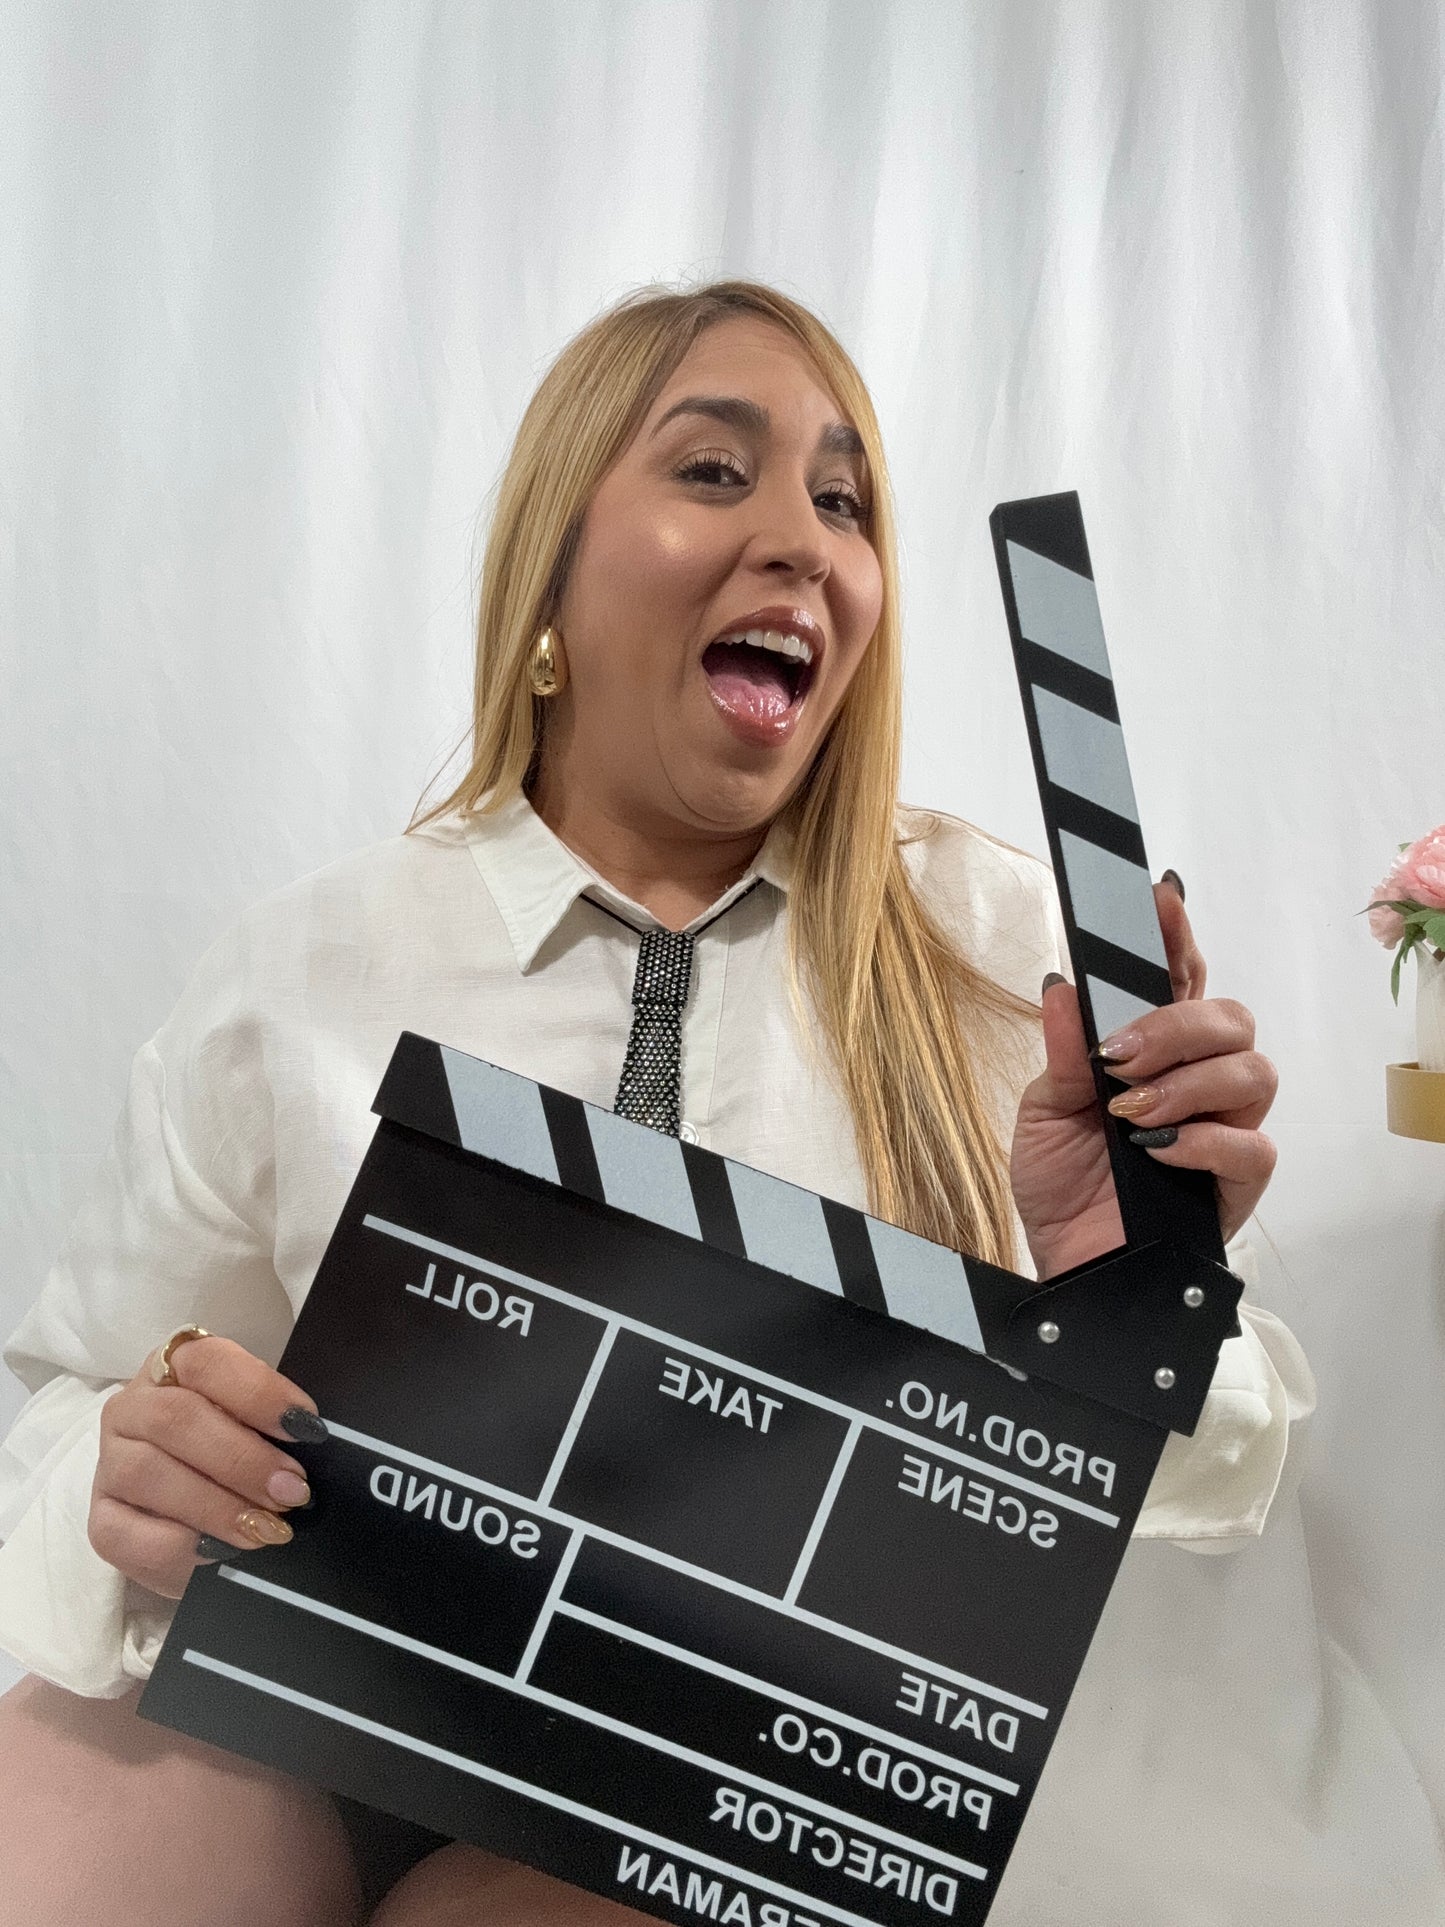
[413,281,1034,1266]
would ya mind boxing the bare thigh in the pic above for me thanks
[0,1674,362,1927]
[371,1841,652,1925]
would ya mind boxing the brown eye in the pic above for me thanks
[676,451,748,488]
[815,484,867,523]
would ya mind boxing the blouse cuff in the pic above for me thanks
[1132,1299,1315,1549]
[0,1385,165,1697]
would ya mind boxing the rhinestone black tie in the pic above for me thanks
[613,928,695,1136]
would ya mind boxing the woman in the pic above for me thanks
[0,280,1301,1924]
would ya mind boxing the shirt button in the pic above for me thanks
[680,1122,699,1145]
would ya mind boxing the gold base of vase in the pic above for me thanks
[1386,1062,1445,1142]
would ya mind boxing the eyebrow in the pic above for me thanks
[649,394,866,461]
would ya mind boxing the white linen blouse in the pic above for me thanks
[6,792,1403,1925]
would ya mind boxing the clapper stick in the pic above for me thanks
[937,493,1243,1429]
[989,492,1224,1264]
[138,495,1247,1927]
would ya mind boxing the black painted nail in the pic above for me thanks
[1041,972,1067,995]
[195,1533,249,1561]
[279,1407,329,1443]
[1129,1126,1179,1148]
[1160,869,1186,902]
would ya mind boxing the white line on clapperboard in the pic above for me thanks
[784,1420,861,1607]
[552,1603,1020,1797]
[513,1529,583,1683]
[320,1416,1047,1723]
[184,1649,951,1927]
[362,1214,1120,1529]
[354,1212,1067,1721]
[210,1566,990,1884]
[537,1326,617,1508]
[215,1547,1013,1796]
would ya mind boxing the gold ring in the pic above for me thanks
[149,1324,212,1388]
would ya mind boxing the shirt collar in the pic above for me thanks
[464,789,793,974]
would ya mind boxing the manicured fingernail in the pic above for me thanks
[1129,1126,1179,1148]
[1041,972,1067,995]
[195,1533,248,1561]
[267,1470,311,1508]
[234,1509,293,1547]
[279,1407,329,1443]
[1108,1085,1162,1119]
[1161,869,1186,901]
[1093,1029,1143,1063]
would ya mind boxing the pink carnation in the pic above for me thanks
[1392,825,1445,910]
[1367,887,1406,948]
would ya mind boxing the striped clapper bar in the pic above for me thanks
[990,490,1241,1343]
[138,496,1243,1927]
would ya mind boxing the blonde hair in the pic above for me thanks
[414,280,1034,1266]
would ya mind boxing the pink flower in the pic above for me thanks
[1392,825,1445,911]
[1367,883,1406,948]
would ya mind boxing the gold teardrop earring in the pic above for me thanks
[529,627,568,698]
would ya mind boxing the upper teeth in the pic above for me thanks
[718,628,814,666]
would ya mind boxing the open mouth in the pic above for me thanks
[701,628,818,737]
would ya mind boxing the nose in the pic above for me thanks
[747,470,831,583]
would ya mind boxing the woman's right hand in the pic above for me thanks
[88,1333,326,1599]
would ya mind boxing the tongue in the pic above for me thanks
[703,644,794,724]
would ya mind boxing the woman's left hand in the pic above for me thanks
[1009,881,1278,1280]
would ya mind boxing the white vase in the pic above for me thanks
[1417,948,1445,1073]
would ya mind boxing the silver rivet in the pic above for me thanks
[1154,1366,1177,1390]
[1037,1320,1061,1345]
[1183,1285,1205,1308]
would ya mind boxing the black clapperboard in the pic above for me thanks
[140,495,1242,1926]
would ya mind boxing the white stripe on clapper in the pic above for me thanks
[209,1573,988,1880]
[183,1648,983,1919]
[321,1417,1050,1720]
[552,1601,1019,1796]
[513,1527,582,1683]
[784,1418,861,1607]
[360,1214,1119,1531]
[537,1324,618,1508]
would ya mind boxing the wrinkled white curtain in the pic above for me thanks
[3,0,1442,1886]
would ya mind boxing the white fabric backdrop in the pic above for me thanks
[3,0,1442,1869]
